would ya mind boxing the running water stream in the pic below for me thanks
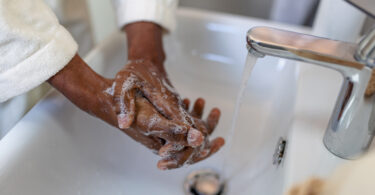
[221,53,259,178]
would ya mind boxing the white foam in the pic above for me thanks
[103,82,116,96]
[143,130,165,136]
[147,114,161,130]
[173,125,185,134]
[162,78,178,94]
[118,73,138,116]
[178,106,195,126]
[172,143,185,151]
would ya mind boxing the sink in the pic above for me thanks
[283,64,348,190]
[0,8,341,195]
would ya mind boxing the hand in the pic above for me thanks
[121,23,225,167]
[113,22,207,147]
[112,59,188,128]
[121,93,204,153]
[111,59,206,147]
[115,22,196,130]
[157,98,225,170]
[48,55,222,170]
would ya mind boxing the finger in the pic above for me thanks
[138,114,190,135]
[157,137,225,170]
[135,99,190,135]
[142,83,182,120]
[115,88,136,129]
[135,97,202,147]
[187,128,204,147]
[158,129,204,158]
[158,142,185,157]
[114,74,139,129]
[142,80,196,124]
[189,137,225,164]
[136,113,189,145]
[182,98,190,111]
[121,128,163,152]
[206,108,221,134]
[147,131,187,145]
[193,117,210,134]
[142,86,196,126]
[144,125,203,147]
[157,147,194,170]
[191,98,205,119]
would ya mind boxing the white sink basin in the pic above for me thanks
[0,8,344,195]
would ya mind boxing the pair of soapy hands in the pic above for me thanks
[49,22,224,170]
[109,59,225,170]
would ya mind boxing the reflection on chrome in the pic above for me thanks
[247,26,375,159]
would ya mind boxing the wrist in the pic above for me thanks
[123,22,166,67]
[48,54,110,93]
[48,54,117,125]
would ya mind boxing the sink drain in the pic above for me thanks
[184,169,226,195]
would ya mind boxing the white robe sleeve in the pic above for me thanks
[112,0,179,31]
[0,0,78,102]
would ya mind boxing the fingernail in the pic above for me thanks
[117,114,129,129]
[188,128,204,147]
[199,149,210,158]
[158,164,168,171]
[159,143,184,157]
[157,160,177,170]
[158,146,171,158]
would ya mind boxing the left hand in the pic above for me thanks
[112,59,192,129]
[113,22,197,130]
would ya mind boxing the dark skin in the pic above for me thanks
[48,22,225,170]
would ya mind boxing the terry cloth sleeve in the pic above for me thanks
[111,0,179,31]
[0,0,78,102]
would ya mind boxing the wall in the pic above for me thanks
[86,0,117,44]
[179,0,275,19]
[85,0,277,44]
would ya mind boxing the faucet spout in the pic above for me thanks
[247,27,375,159]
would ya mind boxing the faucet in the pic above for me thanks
[246,26,375,159]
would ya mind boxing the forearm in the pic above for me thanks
[48,54,117,125]
[123,22,166,71]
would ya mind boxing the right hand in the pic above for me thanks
[131,96,225,170]
[156,98,225,170]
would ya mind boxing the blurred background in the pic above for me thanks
[180,0,319,25]
[86,0,321,43]
[85,0,374,44]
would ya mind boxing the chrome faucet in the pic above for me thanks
[246,26,375,159]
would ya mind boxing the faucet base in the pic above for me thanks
[323,130,374,160]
